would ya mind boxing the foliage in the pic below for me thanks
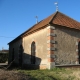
[0,53,8,63]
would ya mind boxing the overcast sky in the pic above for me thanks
[0,0,80,50]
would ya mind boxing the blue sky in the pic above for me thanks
[0,0,80,50]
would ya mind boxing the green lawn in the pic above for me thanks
[18,68,80,80]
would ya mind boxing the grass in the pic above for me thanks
[0,68,80,80]
[18,68,80,80]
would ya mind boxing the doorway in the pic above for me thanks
[12,48,14,61]
[19,45,23,66]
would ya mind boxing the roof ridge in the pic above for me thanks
[49,11,58,24]
[52,11,80,30]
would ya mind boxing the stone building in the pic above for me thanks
[8,11,80,69]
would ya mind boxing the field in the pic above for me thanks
[0,68,80,80]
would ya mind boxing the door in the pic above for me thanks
[19,45,23,66]
[12,48,14,61]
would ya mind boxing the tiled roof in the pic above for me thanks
[25,11,80,35]
[8,11,80,44]
[22,12,57,35]
[52,12,80,30]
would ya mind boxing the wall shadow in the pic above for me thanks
[8,44,41,70]
[8,31,42,70]
[22,52,41,70]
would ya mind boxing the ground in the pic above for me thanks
[0,68,80,80]
[0,69,30,80]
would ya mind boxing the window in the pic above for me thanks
[31,41,36,64]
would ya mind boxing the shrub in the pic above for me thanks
[0,53,8,63]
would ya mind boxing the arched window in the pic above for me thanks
[31,41,36,64]
[78,41,80,64]
[19,45,23,66]
[12,48,14,61]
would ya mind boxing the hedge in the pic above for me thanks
[0,53,8,63]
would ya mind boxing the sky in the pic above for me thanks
[0,0,80,50]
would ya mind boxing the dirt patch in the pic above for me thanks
[0,69,30,80]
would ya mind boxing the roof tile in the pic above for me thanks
[52,12,80,29]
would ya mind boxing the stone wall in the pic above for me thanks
[8,39,22,64]
[9,27,48,69]
[54,25,80,65]
[8,24,80,69]
[23,27,47,67]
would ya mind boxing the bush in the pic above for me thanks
[0,53,8,63]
